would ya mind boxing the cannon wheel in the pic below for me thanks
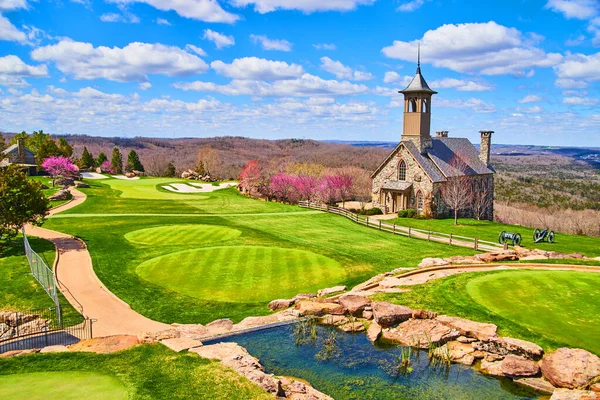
[514,233,522,246]
[498,231,506,244]
[548,231,555,243]
[533,228,541,241]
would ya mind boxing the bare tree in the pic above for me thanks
[439,154,473,225]
[471,178,493,220]
[144,154,172,177]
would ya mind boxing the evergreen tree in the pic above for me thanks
[166,162,176,177]
[111,147,123,174]
[196,160,206,176]
[96,152,108,167]
[126,149,144,172]
[80,146,95,168]
[0,133,6,152]
[58,138,73,157]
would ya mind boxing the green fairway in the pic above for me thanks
[125,224,241,245]
[388,217,600,257]
[103,177,209,200]
[376,270,600,355]
[0,371,128,399]
[0,345,272,400]
[29,176,72,208]
[136,246,345,302]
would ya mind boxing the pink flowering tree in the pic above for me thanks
[41,156,78,186]
[336,174,354,207]
[100,160,115,174]
[269,173,297,203]
[316,175,339,205]
[293,175,318,202]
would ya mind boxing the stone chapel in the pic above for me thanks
[370,59,495,220]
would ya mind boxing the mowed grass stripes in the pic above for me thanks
[466,270,600,355]
[125,225,241,245]
[135,246,345,302]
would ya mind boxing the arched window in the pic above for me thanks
[416,191,424,211]
[398,160,407,181]
[409,98,417,112]
[423,98,429,113]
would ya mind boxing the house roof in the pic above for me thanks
[426,138,495,178]
[382,181,412,191]
[403,141,446,183]
[2,144,18,154]
[399,66,437,95]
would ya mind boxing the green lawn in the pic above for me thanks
[0,344,272,400]
[375,270,600,355]
[388,217,600,257]
[29,176,72,208]
[0,237,79,324]
[125,224,241,245]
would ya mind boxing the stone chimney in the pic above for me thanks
[436,131,448,138]
[17,138,25,162]
[479,130,493,166]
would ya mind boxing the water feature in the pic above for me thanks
[208,324,542,400]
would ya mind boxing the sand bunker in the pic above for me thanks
[162,182,237,193]
[81,172,108,179]
[112,175,140,180]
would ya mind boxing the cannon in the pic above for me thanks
[534,228,555,243]
[498,231,522,246]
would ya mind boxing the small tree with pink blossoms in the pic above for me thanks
[100,160,115,174]
[335,174,354,208]
[269,173,297,203]
[41,156,78,187]
[316,175,339,205]
[293,175,318,202]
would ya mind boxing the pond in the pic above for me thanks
[208,324,542,400]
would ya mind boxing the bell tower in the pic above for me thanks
[399,45,437,154]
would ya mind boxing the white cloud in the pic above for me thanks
[555,78,589,88]
[0,55,47,87]
[545,0,599,20]
[381,22,562,76]
[383,71,411,84]
[565,34,586,46]
[249,34,292,51]
[563,96,599,105]
[320,57,373,81]
[430,78,493,91]
[313,43,336,50]
[138,82,152,90]
[397,0,426,12]
[516,105,543,113]
[156,17,171,25]
[174,73,369,97]
[105,0,239,23]
[185,44,207,56]
[203,29,234,49]
[555,52,600,82]
[518,95,542,103]
[229,0,375,13]
[0,0,27,11]
[436,97,496,113]
[100,12,140,23]
[210,57,304,80]
[31,39,209,82]
[0,14,27,43]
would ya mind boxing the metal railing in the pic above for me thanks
[298,201,503,252]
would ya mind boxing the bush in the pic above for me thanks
[357,207,382,216]
[398,209,417,218]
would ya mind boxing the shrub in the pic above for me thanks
[358,207,382,216]
[398,209,417,218]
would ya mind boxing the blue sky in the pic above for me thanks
[0,0,599,146]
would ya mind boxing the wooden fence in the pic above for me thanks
[298,201,504,252]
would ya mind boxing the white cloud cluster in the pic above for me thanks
[106,0,239,23]
[211,57,303,80]
[100,12,140,23]
[430,78,492,91]
[320,57,373,81]
[0,55,47,87]
[518,95,542,103]
[383,71,411,85]
[435,97,496,113]
[313,43,336,50]
[229,0,375,14]
[381,22,562,76]
[0,0,28,44]
[555,52,600,84]
[31,39,209,82]
[203,29,234,49]
[397,0,426,12]
[250,34,292,51]
[546,0,600,45]
[156,18,171,25]
[563,96,599,106]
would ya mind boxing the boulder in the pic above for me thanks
[292,293,316,302]
[381,318,460,348]
[235,314,288,330]
[473,336,544,360]
[319,315,349,326]
[294,301,345,317]
[48,189,70,201]
[138,329,180,344]
[69,335,138,354]
[338,294,371,316]
[480,359,504,377]
[591,384,600,393]
[541,348,600,389]
[75,182,90,188]
[172,324,210,340]
[550,389,598,400]
[513,377,557,395]
[55,177,75,187]
[418,258,449,268]
[412,309,438,319]
[40,184,49,189]
[40,345,70,353]
[317,285,346,297]
[476,250,518,263]
[160,338,203,352]
[436,315,497,341]
[0,349,39,358]
[18,319,49,335]
[366,322,382,343]
[362,310,373,320]
[439,341,477,365]
[351,273,389,292]
[279,376,333,400]
[371,302,413,327]
[457,336,477,344]
[443,255,484,265]
[268,299,295,311]
[339,322,366,333]
[205,319,234,335]
[501,355,540,377]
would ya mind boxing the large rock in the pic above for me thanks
[205,319,234,335]
[371,302,413,327]
[138,329,181,344]
[292,293,316,302]
[40,345,70,353]
[338,294,371,316]
[418,258,449,268]
[55,177,75,187]
[75,181,90,188]
[279,376,333,400]
[317,285,346,297]
[366,322,382,343]
[434,341,477,365]
[436,315,497,341]
[381,318,460,348]
[541,348,600,389]
[160,338,203,352]
[48,189,70,201]
[501,355,540,377]
[412,309,438,319]
[69,335,138,354]
[514,377,557,395]
[268,299,295,311]
[339,322,366,333]
[473,336,543,360]
[319,315,349,326]
[294,301,345,317]
[550,389,598,400]
[476,250,518,263]
[480,359,505,377]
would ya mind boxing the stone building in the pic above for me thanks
[0,138,37,175]
[371,61,495,220]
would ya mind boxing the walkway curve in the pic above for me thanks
[26,188,168,337]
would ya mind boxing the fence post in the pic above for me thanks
[428,231,431,241]
[449,233,453,245]
[408,227,411,238]
[393,224,396,234]
[474,238,478,251]
[379,221,381,230]
[366,217,369,227]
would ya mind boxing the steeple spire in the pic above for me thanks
[417,42,421,69]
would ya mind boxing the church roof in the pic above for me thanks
[399,66,437,95]
[426,138,495,178]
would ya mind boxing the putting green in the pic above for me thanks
[0,371,128,399]
[103,178,208,200]
[125,224,241,246]
[136,246,345,303]
[466,270,600,355]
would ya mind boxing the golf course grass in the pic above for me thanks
[376,269,600,355]
[136,246,345,302]
[125,224,241,246]
[0,371,128,399]
[0,344,272,400]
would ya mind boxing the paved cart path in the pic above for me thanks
[26,189,168,337]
